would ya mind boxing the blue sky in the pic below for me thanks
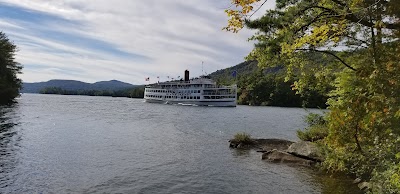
[0,0,274,84]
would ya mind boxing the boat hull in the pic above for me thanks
[145,99,236,107]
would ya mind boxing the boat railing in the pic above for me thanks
[146,85,236,89]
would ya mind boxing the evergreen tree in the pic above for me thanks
[0,32,22,104]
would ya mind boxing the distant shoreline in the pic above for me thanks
[22,93,144,99]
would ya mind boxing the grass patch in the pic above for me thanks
[232,132,252,144]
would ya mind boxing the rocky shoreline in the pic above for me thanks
[229,138,322,166]
[229,138,369,192]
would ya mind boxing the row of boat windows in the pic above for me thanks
[204,96,235,99]
[145,95,235,100]
[203,92,236,95]
[176,96,200,100]
[161,84,204,88]
[146,89,201,93]
[160,84,220,88]
[145,95,201,100]
[146,95,169,98]
[149,84,232,89]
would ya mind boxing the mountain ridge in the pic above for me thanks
[22,60,259,94]
[22,79,137,93]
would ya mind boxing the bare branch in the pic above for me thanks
[248,0,269,18]
[296,48,357,71]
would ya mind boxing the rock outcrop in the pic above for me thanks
[261,149,315,166]
[229,138,294,151]
[255,139,294,152]
[229,139,255,149]
[287,141,323,162]
[229,138,323,166]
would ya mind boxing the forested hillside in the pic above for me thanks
[39,86,145,98]
[22,79,136,93]
[208,55,331,108]
[208,60,258,85]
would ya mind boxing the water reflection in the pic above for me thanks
[231,149,251,157]
[313,172,363,194]
[229,149,361,193]
[0,104,21,189]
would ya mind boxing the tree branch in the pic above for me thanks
[354,125,364,153]
[344,35,370,46]
[248,0,269,18]
[298,1,400,30]
[294,11,332,34]
[331,0,400,30]
[296,48,357,71]
[330,0,347,7]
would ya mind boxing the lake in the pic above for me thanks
[0,94,360,193]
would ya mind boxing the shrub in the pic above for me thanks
[297,125,329,142]
[233,132,252,144]
[305,113,326,126]
[297,113,328,142]
[370,161,400,193]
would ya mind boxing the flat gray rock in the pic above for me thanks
[261,149,315,166]
[255,139,294,151]
[287,141,323,161]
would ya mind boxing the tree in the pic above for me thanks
[0,32,22,105]
[225,0,400,191]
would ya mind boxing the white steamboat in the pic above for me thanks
[144,70,237,107]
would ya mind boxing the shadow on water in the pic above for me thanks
[231,149,251,157]
[0,103,21,189]
[312,171,363,194]
[229,149,362,194]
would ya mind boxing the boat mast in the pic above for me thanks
[202,61,204,76]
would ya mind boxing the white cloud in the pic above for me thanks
[0,20,24,29]
[0,0,275,84]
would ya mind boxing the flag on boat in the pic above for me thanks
[232,70,237,77]
[145,77,150,81]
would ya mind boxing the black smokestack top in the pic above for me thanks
[184,70,189,82]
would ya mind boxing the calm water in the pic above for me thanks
[0,94,360,193]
